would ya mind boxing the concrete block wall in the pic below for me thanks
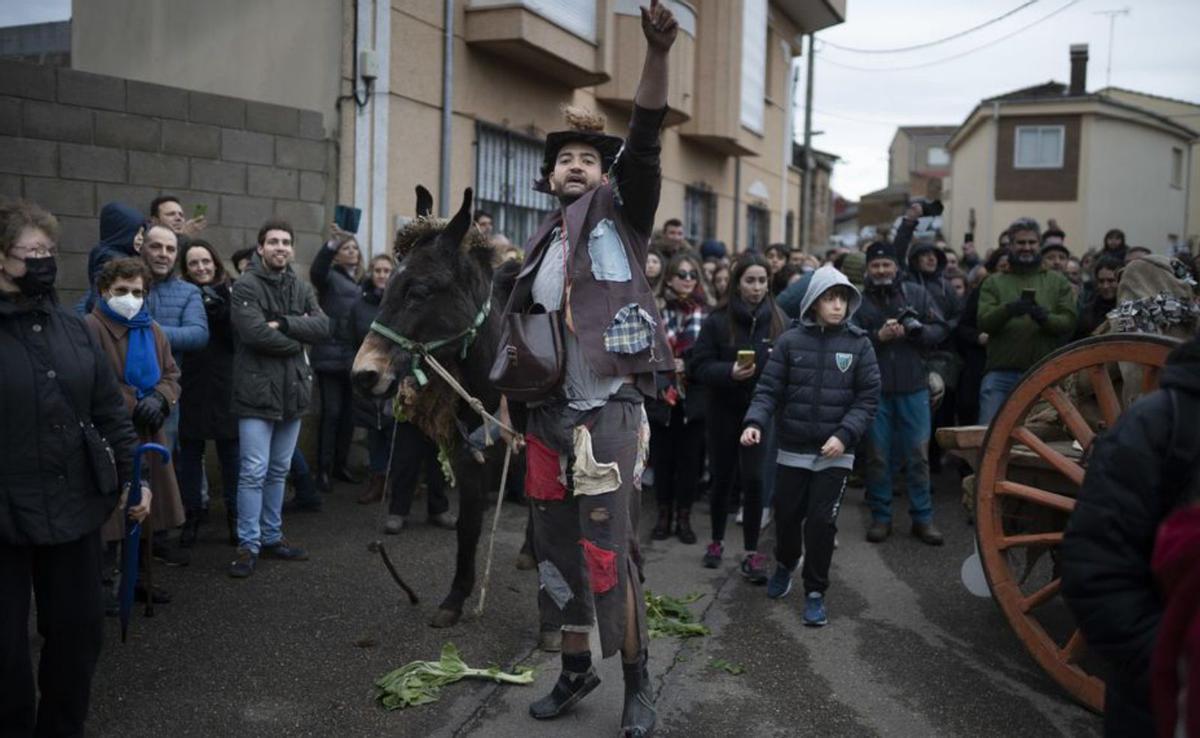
[0,58,334,306]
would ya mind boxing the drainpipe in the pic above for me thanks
[800,32,815,249]
[780,56,797,244]
[353,0,371,253]
[371,0,391,257]
[439,0,455,216]
[733,157,742,252]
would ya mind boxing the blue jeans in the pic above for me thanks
[866,390,933,525]
[237,418,302,553]
[978,370,1023,427]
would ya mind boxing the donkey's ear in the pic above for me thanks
[441,188,474,252]
[415,185,433,217]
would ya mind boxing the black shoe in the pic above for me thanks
[866,520,892,543]
[229,547,257,578]
[529,668,601,720]
[179,515,201,548]
[332,467,362,484]
[315,472,332,493]
[283,498,322,514]
[620,652,656,737]
[153,545,191,567]
[134,582,171,604]
[651,506,672,541]
[911,521,945,546]
[675,509,697,545]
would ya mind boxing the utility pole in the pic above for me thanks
[800,32,815,249]
[1093,7,1130,88]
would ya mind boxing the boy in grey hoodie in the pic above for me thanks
[742,266,881,625]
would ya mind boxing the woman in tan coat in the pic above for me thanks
[84,258,184,592]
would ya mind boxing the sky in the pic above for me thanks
[806,0,1200,200]
[4,0,1198,202]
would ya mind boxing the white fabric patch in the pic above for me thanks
[572,425,622,496]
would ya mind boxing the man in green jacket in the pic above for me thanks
[228,219,329,577]
[977,217,1077,425]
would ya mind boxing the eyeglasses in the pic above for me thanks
[109,286,146,298]
[674,270,698,280]
[10,242,56,259]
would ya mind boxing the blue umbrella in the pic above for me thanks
[119,442,170,643]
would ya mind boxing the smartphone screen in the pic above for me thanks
[193,203,207,219]
[736,350,755,368]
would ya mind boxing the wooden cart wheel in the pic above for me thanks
[975,333,1179,713]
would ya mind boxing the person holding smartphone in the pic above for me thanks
[976,217,1078,425]
[689,253,788,582]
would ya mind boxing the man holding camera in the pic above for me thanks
[853,242,949,545]
[976,218,1077,426]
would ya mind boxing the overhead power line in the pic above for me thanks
[816,0,1082,73]
[821,0,1041,54]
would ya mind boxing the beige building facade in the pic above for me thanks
[946,45,1197,255]
[70,0,846,258]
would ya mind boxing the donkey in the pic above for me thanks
[352,185,514,628]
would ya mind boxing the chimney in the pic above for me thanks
[1069,43,1088,96]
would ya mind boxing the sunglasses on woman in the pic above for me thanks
[674,270,698,280]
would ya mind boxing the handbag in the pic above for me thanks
[489,306,565,403]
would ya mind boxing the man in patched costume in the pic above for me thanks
[496,2,677,735]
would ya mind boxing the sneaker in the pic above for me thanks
[428,511,457,529]
[701,541,723,569]
[740,552,769,584]
[803,592,828,627]
[384,515,404,535]
[766,564,794,599]
[760,507,773,530]
[153,544,190,567]
[734,506,744,525]
[529,668,601,720]
[261,539,309,561]
[229,548,257,578]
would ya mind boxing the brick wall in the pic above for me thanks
[0,58,334,305]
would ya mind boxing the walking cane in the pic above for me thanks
[474,443,513,618]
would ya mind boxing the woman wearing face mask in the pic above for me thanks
[85,257,185,602]
[0,200,144,737]
[309,223,366,492]
[690,253,788,579]
[647,254,710,544]
[177,240,241,544]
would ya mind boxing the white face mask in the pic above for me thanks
[107,293,143,320]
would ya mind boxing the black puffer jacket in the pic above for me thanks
[179,280,237,440]
[689,294,783,424]
[744,267,881,454]
[1061,337,1200,737]
[853,280,948,395]
[309,240,362,373]
[0,294,138,545]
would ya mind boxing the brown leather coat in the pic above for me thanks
[85,309,185,540]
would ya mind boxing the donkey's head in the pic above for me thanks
[352,186,494,398]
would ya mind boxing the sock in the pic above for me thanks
[562,650,592,676]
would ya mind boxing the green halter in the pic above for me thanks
[368,298,492,387]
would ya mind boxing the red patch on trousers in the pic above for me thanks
[524,434,566,501]
[580,538,618,594]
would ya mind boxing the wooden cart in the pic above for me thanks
[937,333,1181,713]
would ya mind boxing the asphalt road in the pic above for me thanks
[78,468,1102,737]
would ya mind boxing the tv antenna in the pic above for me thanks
[1092,7,1130,88]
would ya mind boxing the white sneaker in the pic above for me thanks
[761,507,773,529]
[735,506,744,525]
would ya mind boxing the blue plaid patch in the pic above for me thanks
[604,302,656,355]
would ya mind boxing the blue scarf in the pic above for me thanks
[98,298,161,399]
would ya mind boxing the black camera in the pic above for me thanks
[895,306,923,334]
[915,199,944,217]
